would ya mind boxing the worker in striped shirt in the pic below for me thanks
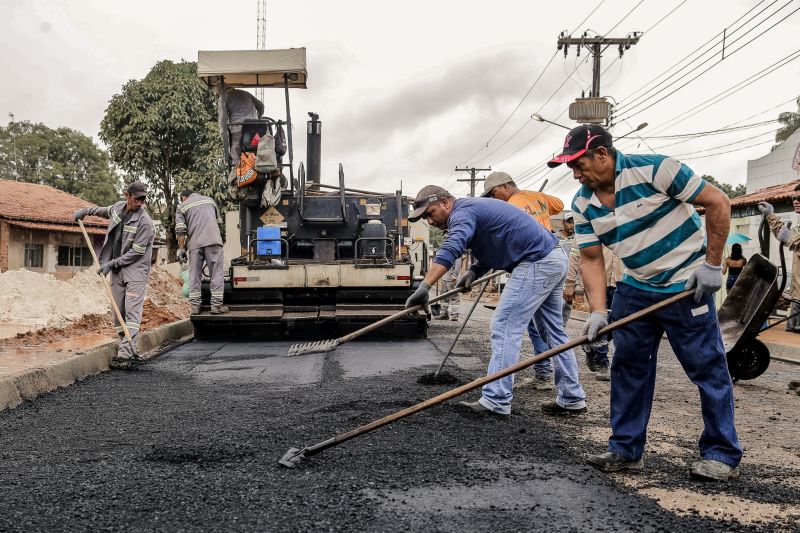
[549,124,741,482]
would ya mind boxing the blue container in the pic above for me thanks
[256,226,281,256]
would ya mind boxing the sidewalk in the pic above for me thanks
[759,327,800,364]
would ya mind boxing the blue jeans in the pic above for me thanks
[479,248,586,414]
[583,286,617,368]
[607,282,742,467]
[528,322,553,379]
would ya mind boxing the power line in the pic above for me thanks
[680,139,774,160]
[669,129,777,158]
[614,1,799,122]
[639,119,778,139]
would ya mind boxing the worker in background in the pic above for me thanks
[758,188,800,334]
[176,190,227,315]
[212,80,265,166]
[483,171,564,390]
[573,246,624,381]
[757,186,800,396]
[435,254,462,321]
[405,185,586,417]
[552,124,741,481]
[74,181,154,369]
[558,213,579,327]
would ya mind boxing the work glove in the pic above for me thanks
[777,226,792,245]
[73,208,89,220]
[455,270,477,292]
[177,248,188,263]
[405,281,432,315]
[684,261,722,303]
[757,201,774,217]
[582,311,608,343]
[97,261,116,276]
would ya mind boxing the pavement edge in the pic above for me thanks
[0,319,194,412]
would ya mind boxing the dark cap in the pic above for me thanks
[408,185,450,222]
[127,181,148,199]
[547,124,613,168]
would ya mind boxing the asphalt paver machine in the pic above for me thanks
[195,48,428,339]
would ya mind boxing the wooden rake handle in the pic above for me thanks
[336,270,506,345]
[78,220,134,344]
[300,288,694,459]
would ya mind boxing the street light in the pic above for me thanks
[615,122,648,141]
[531,113,572,131]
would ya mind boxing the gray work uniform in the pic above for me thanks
[176,193,225,308]
[440,256,462,316]
[85,201,154,358]
[219,87,265,166]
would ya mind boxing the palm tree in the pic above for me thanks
[774,96,800,149]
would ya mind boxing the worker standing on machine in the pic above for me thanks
[74,181,154,368]
[176,190,228,315]
[405,185,586,417]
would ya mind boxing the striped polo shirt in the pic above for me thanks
[571,152,707,293]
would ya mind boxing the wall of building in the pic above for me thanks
[0,221,9,272]
[5,226,102,280]
[746,129,800,193]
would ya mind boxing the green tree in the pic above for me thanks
[774,96,800,148]
[0,121,120,205]
[701,175,746,199]
[429,226,444,248]
[100,60,221,258]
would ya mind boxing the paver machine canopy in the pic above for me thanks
[194,48,428,339]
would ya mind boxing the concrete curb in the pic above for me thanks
[0,319,193,412]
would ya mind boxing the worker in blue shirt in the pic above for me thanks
[406,185,586,416]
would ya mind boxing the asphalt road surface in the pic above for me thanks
[0,308,795,531]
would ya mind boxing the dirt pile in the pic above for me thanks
[0,266,189,347]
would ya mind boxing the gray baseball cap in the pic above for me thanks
[409,185,450,222]
[481,171,513,197]
[127,181,148,199]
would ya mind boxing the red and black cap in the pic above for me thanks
[547,124,613,168]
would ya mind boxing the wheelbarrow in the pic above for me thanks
[719,219,798,381]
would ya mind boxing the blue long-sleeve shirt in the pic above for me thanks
[433,197,559,276]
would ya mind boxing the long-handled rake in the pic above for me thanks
[287,271,505,357]
[279,289,693,467]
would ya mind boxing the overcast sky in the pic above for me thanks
[2,0,799,205]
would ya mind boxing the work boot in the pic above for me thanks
[514,375,555,391]
[457,400,509,417]
[449,314,459,321]
[434,313,450,321]
[110,354,146,370]
[190,304,201,315]
[587,452,644,472]
[690,460,740,481]
[540,400,586,416]
[210,305,229,315]
[595,365,611,382]
[788,380,800,390]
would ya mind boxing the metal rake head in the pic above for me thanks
[286,338,340,357]
[278,447,307,468]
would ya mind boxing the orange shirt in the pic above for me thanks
[507,191,564,230]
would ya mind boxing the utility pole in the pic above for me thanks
[557,32,640,97]
[8,112,18,181]
[455,166,491,197]
[255,0,267,103]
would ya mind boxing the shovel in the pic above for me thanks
[279,288,693,468]
[78,220,138,357]
[287,271,505,357]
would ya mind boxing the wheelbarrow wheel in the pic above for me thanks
[727,338,770,381]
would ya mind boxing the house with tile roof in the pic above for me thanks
[0,179,108,278]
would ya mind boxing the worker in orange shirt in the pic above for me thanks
[482,171,564,389]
